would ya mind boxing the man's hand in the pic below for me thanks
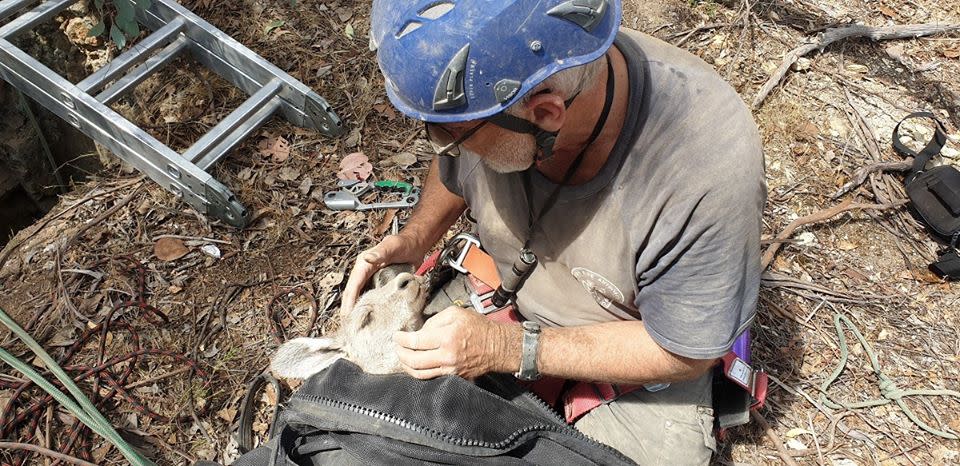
[393,306,519,380]
[341,234,425,315]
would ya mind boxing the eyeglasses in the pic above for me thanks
[424,120,489,157]
[422,88,561,157]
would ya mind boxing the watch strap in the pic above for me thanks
[517,321,541,381]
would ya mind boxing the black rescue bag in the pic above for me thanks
[226,360,636,466]
[892,112,960,279]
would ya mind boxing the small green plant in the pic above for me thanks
[87,0,152,49]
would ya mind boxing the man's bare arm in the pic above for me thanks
[395,308,717,384]
[399,157,467,252]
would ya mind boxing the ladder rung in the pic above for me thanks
[77,17,185,94]
[0,0,73,38]
[97,35,187,105]
[184,79,282,164]
[0,0,35,23]
[195,96,282,171]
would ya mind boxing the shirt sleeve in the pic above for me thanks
[437,156,464,198]
[633,180,764,360]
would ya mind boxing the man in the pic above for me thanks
[341,0,765,463]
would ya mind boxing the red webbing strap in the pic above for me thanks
[721,352,768,410]
[415,250,442,276]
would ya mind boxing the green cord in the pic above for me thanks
[820,313,960,439]
[0,306,155,465]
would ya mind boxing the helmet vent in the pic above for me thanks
[433,44,470,110]
[419,2,455,20]
[396,20,423,38]
[547,0,608,32]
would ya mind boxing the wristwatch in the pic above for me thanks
[515,321,542,381]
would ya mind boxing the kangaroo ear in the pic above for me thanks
[270,337,345,379]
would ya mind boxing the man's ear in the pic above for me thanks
[524,92,567,133]
[270,337,345,379]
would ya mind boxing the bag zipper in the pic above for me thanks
[291,390,631,462]
[518,388,631,461]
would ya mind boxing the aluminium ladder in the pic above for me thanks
[0,0,343,227]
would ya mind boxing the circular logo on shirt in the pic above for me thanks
[571,267,624,310]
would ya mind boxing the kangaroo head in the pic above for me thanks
[270,272,428,379]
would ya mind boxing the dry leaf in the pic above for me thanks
[258,137,290,162]
[879,5,897,18]
[218,407,238,423]
[344,128,361,148]
[945,48,960,59]
[154,238,189,261]
[373,209,398,236]
[910,268,942,284]
[318,271,345,289]
[797,121,819,142]
[372,104,397,121]
[785,428,813,438]
[264,382,278,405]
[337,152,373,181]
[837,240,858,251]
[389,152,418,168]
[335,6,353,22]
[299,177,313,196]
[845,63,869,74]
[279,166,301,181]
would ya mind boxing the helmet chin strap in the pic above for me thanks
[485,94,576,162]
[484,54,614,162]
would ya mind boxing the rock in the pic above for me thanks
[791,57,812,72]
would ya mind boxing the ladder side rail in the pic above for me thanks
[0,0,36,24]
[138,0,342,135]
[0,39,248,227]
[195,96,282,171]
[96,36,188,105]
[0,0,74,38]
[182,79,281,164]
[77,17,186,94]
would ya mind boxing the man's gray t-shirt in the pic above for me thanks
[438,29,766,360]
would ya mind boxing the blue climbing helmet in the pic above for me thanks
[371,0,622,123]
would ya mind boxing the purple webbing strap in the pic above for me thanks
[731,329,751,363]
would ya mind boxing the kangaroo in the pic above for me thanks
[271,270,428,378]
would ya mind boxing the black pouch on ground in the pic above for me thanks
[218,360,635,466]
[892,112,960,279]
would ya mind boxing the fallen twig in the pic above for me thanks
[751,410,802,466]
[0,441,98,466]
[753,23,960,108]
[668,22,728,47]
[831,160,912,199]
[761,199,909,269]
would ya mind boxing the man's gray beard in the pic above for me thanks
[462,145,535,174]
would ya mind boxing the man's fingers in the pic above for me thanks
[399,362,450,380]
[340,250,382,314]
[396,347,452,370]
[393,330,442,350]
[421,306,466,329]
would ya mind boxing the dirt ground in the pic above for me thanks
[2,0,960,464]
